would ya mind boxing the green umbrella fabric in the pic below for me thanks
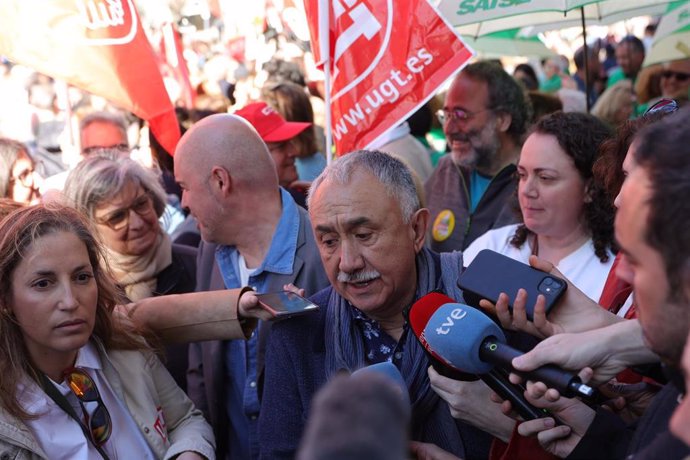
[644,0,690,67]
[460,28,556,57]
[438,0,672,36]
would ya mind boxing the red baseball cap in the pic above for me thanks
[235,102,311,142]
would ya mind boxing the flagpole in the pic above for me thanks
[318,0,333,164]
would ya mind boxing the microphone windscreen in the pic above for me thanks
[423,303,506,374]
[352,361,409,406]
[408,292,457,360]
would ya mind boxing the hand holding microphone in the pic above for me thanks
[408,293,552,421]
[422,301,595,399]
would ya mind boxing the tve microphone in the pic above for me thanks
[409,293,553,420]
[407,292,478,381]
[423,303,595,399]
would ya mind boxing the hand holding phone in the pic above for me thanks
[457,250,567,321]
[255,291,319,320]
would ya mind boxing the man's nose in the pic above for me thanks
[338,239,365,274]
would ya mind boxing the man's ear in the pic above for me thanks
[410,208,430,252]
[495,111,513,134]
[210,165,232,196]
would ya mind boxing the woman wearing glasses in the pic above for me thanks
[63,154,196,391]
[0,204,214,459]
[0,137,43,205]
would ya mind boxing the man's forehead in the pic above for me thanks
[615,166,652,244]
[310,173,399,221]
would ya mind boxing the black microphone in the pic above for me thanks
[423,302,595,399]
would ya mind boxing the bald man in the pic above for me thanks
[175,114,329,460]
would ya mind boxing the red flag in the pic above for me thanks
[303,0,474,155]
[0,0,180,155]
[159,22,196,110]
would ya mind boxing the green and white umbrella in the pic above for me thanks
[644,0,690,67]
[460,28,556,58]
[438,0,672,37]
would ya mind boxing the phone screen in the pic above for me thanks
[255,291,319,319]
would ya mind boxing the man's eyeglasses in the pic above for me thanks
[95,192,155,231]
[436,108,492,125]
[643,98,679,117]
[63,367,112,447]
[81,143,130,157]
[660,70,690,82]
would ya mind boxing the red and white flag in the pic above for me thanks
[303,0,474,155]
[159,22,196,110]
[0,0,180,155]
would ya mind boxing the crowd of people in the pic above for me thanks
[1,22,690,460]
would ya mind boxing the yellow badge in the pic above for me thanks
[432,210,455,242]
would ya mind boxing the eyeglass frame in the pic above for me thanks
[94,190,156,231]
[643,98,679,117]
[81,143,130,157]
[63,367,113,447]
[436,107,493,125]
[659,70,690,82]
[8,160,40,188]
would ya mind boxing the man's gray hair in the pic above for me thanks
[64,154,167,220]
[307,150,420,223]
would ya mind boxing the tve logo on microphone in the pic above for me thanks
[434,307,467,335]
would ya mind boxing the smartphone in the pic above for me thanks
[255,291,319,320]
[456,249,567,321]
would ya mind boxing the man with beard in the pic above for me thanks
[513,107,690,459]
[425,61,531,252]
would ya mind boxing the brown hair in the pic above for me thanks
[0,204,146,419]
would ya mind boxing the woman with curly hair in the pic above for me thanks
[463,111,615,301]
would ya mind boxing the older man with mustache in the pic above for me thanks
[258,150,494,459]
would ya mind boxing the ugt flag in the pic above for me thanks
[0,0,180,155]
[304,0,474,155]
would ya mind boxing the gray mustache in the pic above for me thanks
[337,270,381,283]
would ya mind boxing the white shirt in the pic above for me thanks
[20,342,156,460]
[463,224,615,302]
[237,253,258,288]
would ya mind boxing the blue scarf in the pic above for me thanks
[324,248,466,456]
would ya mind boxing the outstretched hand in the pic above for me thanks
[238,290,275,322]
[479,255,621,339]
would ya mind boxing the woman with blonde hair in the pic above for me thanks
[591,80,635,127]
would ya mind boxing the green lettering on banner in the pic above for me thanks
[457,0,532,15]
[457,0,476,15]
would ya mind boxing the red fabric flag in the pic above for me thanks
[303,0,474,155]
[159,22,196,110]
[0,0,180,155]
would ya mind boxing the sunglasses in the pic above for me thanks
[95,192,155,231]
[643,98,679,117]
[660,70,690,82]
[63,367,112,447]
